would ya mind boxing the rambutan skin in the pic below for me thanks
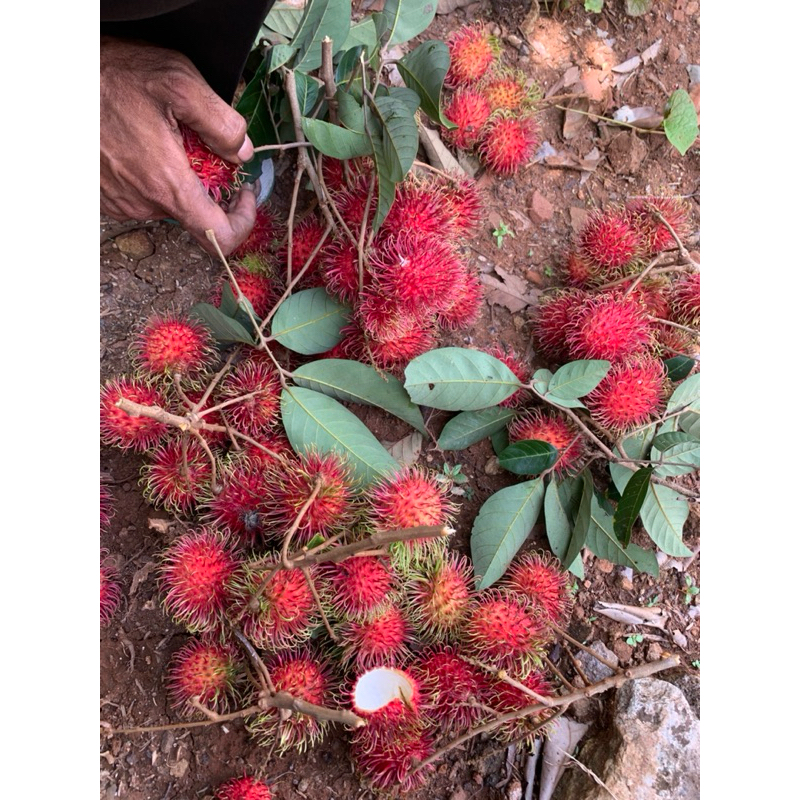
[130,313,214,380]
[501,552,574,626]
[159,528,241,634]
[442,88,492,150]
[100,551,120,626]
[446,23,497,87]
[214,775,272,800]
[670,272,700,328]
[479,113,540,175]
[626,196,691,254]
[585,356,668,432]
[578,207,646,271]
[100,377,169,452]
[338,603,412,670]
[181,125,244,202]
[532,290,589,364]
[326,556,396,621]
[215,358,281,439]
[351,725,435,792]
[507,409,587,477]
[141,436,213,515]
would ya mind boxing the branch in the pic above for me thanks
[320,37,338,125]
[649,206,699,268]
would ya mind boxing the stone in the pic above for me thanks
[646,643,663,662]
[528,190,554,222]
[116,230,155,260]
[607,132,649,175]
[553,678,699,800]
[575,641,618,683]
[613,640,633,664]
[666,673,700,718]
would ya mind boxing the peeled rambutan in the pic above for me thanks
[508,409,587,478]
[131,312,214,380]
[100,480,115,532]
[166,638,244,717]
[159,528,241,634]
[406,553,474,641]
[100,550,120,626]
[181,125,244,202]
[532,290,589,363]
[626,196,691,255]
[100,377,169,452]
[438,175,483,237]
[141,435,213,515]
[487,345,531,408]
[437,269,483,330]
[247,649,334,753]
[230,560,322,651]
[351,666,425,732]
[339,603,412,670]
[442,88,492,150]
[446,23,497,87]
[233,203,284,261]
[479,112,540,175]
[585,356,667,432]
[215,358,281,438]
[463,589,551,675]
[213,266,281,319]
[578,207,646,271]
[214,775,272,800]
[327,556,396,621]
[351,725,435,792]
[481,69,539,113]
[484,669,555,742]
[502,552,574,626]
[670,272,700,328]
[567,291,653,363]
[264,450,357,546]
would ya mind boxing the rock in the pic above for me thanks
[116,230,155,260]
[613,640,633,664]
[528,190,554,222]
[569,206,589,232]
[646,643,663,662]
[553,678,699,800]
[665,673,700,718]
[607,132,649,175]
[507,34,523,49]
[575,641,618,683]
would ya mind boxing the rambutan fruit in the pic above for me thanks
[320,155,372,192]
[320,236,370,305]
[166,637,245,717]
[233,203,284,261]
[338,603,412,670]
[487,345,531,408]
[412,646,488,734]
[159,528,241,634]
[356,289,418,344]
[479,112,540,175]
[502,552,574,626]
[181,125,244,202]
[331,174,376,234]
[584,356,668,432]
[213,266,281,319]
[100,550,120,626]
[239,432,292,467]
[323,321,367,363]
[624,278,672,320]
[653,323,698,358]
[351,666,426,733]
[100,377,169,452]
[437,269,483,330]
[578,207,646,271]
[100,480,115,532]
[215,358,281,438]
[247,649,335,753]
[481,69,540,113]
[463,589,551,675]
[327,556,396,621]
[131,312,214,381]
[264,450,357,546]
[352,725,435,792]
[566,291,653,363]
[366,323,439,373]
[382,179,456,240]
[507,409,587,478]
[532,290,589,364]
[141,435,213,515]
[406,553,474,641]
[446,23,497,87]
[562,248,599,288]
[670,272,700,328]
[214,775,272,800]
[203,459,271,546]
[442,88,492,151]
[280,215,328,284]
[626,196,691,254]
[230,560,322,651]
[438,175,483,237]
[484,670,555,742]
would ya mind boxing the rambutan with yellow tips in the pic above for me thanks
[446,23,498,87]
[141,435,213,515]
[100,377,169,453]
[502,551,574,626]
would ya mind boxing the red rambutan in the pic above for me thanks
[215,358,281,438]
[446,23,497,87]
[366,323,439,372]
[213,266,281,319]
[463,589,551,675]
[352,725,435,792]
[233,203,284,261]
[327,556,396,621]
[437,268,483,330]
[339,603,412,670]
[626,196,691,255]
[438,175,483,237]
[320,155,372,192]
[356,288,419,344]
[214,775,272,800]
[566,291,653,363]
[623,278,671,320]
[131,312,214,380]
[383,179,456,240]
[479,112,540,175]
[502,552,574,625]
[578,207,646,271]
[159,528,241,634]
[203,459,271,545]
[532,290,589,364]
[507,409,587,478]
[100,550,120,626]
[584,356,667,432]
[320,236,370,305]
[670,272,700,328]
[141,435,213,515]
[331,174,377,234]
[442,88,492,150]
[653,323,698,358]
[484,669,555,742]
[562,248,599,288]
[351,666,425,732]
[239,432,292,467]
[100,377,169,452]
[166,637,245,716]
[181,125,244,202]
[487,346,531,408]
[280,215,328,284]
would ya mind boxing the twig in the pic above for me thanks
[252,141,313,153]
[281,477,324,568]
[231,626,275,694]
[622,253,668,297]
[189,429,220,494]
[303,566,339,642]
[648,316,698,335]
[552,626,620,672]
[107,704,263,735]
[357,171,376,294]
[190,349,238,413]
[593,262,690,291]
[563,751,623,800]
[464,657,557,707]
[543,655,575,691]
[320,37,338,125]
[649,207,699,268]
[553,104,667,136]
[285,164,304,285]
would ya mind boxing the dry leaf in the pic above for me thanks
[128,561,157,597]
[612,55,641,74]
[545,65,581,98]
[563,97,591,140]
[539,717,590,800]
[671,629,688,649]
[613,105,664,129]
[417,124,465,176]
[642,38,663,63]
[384,431,423,467]
[594,601,668,629]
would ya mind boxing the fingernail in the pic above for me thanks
[237,135,254,163]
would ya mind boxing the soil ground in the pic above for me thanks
[100,2,700,798]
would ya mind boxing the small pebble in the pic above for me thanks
[507,34,523,48]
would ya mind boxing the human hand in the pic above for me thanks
[100,37,257,256]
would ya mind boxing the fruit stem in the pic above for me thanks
[464,657,557,707]
[648,206,699,268]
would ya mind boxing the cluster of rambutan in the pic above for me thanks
[441,23,541,175]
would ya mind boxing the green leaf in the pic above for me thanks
[532,368,553,395]
[371,95,419,183]
[397,40,455,128]
[219,281,238,317]
[563,469,593,569]
[368,129,397,231]
[337,88,367,132]
[625,0,653,16]
[335,45,366,83]
[651,434,700,478]
[546,360,611,402]
[663,89,699,156]
[189,303,256,345]
[294,71,321,115]
[302,117,373,158]
[471,479,545,590]
[292,0,352,72]
[584,0,604,11]
[491,428,509,457]
[237,59,278,147]
[544,478,584,577]
[666,372,700,413]
[270,288,350,354]
[281,387,400,485]
[404,348,522,411]
[340,16,378,53]
[263,1,305,38]
[498,440,558,476]
[438,407,516,451]
[293,359,426,433]
[680,411,700,439]
[387,87,421,114]
[376,0,438,46]
[586,497,659,575]
[267,43,297,71]
[664,355,696,381]
[613,467,653,548]
[652,431,699,451]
